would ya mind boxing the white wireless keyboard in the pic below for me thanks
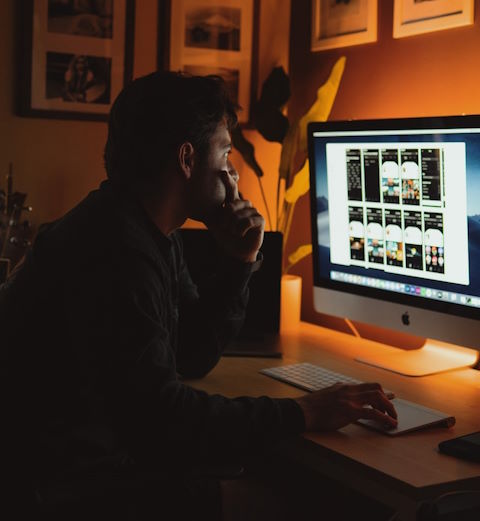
[260,363,455,435]
[260,362,362,392]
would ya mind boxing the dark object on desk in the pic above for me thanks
[438,431,480,462]
[180,229,283,358]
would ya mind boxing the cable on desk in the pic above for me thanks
[344,318,361,338]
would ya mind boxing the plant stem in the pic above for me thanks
[257,176,273,232]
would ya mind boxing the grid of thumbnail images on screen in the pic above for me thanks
[347,148,444,274]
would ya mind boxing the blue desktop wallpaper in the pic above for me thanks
[312,131,480,301]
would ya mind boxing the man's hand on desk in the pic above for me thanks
[295,382,398,432]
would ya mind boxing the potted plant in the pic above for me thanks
[232,57,346,329]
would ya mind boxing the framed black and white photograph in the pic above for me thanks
[18,0,135,121]
[184,6,241,51]
[311,0,378,52]
[393,0,474,39]
[162,0,258,125]
[47,0,114,38]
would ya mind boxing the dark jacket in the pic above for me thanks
[0,180,304,486]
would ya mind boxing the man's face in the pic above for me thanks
[188,120,233,222]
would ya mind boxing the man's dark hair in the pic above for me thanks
[104,71,238,190]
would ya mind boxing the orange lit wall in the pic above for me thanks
[1,0,290,232]
[288,0,480,330]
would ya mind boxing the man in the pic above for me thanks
[1,72,396,520]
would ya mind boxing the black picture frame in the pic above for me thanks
[17,0,135,121]
[157,0,259,127]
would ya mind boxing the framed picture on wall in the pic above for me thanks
[160,0,259,125]
[18,0,135,121]
[311,0,378,52]
[393,0,474,39]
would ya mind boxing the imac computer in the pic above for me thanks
[308,115,480,376]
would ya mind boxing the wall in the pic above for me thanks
[0,0,158,228]
[1,0,290,232]
[3,0,478,335]
[288,0,480,334]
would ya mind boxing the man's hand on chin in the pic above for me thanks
[206,169,265,264]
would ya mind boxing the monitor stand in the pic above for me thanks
[347,320,479,376]
[355,340,478,377]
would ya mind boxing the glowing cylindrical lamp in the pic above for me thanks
[281,274,302,333]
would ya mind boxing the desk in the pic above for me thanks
[189,322,480,521]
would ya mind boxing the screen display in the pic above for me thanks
[309,117,480,320]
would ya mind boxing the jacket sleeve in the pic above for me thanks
[173,232,261,378]
[79,252,304,471]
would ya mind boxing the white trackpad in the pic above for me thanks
[358,398,455,436]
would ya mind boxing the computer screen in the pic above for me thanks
[308,115,480,374]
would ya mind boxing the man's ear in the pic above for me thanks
[178,142,195,179]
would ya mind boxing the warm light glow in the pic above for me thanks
[356,340,479,377]
[281,274,302,333]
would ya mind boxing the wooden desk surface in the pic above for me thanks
[189,322,480,504]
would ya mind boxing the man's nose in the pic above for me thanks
[227,160,240,183]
